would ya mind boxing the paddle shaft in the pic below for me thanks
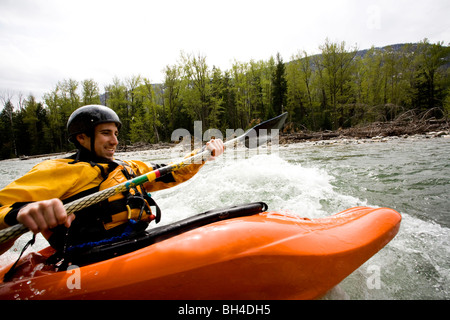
[0,112,288,245]
[0,146,212,244]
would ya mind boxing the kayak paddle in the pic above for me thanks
[0,112,288,245]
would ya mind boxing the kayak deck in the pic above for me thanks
[0,205,401,300]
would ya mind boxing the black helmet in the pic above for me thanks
[67,105,122,143]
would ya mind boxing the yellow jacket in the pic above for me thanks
[0,151,204,249]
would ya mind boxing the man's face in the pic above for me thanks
[77,122,119,160]
[94,122,119,160]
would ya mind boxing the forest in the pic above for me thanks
[0,38,449,159]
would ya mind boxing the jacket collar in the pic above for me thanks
[69,146,114,164]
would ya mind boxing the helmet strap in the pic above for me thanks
[88,128,96,159]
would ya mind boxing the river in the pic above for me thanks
[0,135,449,299]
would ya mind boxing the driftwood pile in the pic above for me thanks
[280,118,449,144]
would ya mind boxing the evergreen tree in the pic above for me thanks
[0,100,17,158]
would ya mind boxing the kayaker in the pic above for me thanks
[0,105,224,255]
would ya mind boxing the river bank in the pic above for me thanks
[279,118,449,145]
[8,118,450,160]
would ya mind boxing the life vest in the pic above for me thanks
[98,161,158,230]
[48,160,161,251]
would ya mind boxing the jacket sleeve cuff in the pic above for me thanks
[3,202,31,226]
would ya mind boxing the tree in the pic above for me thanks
[81,79,101,105]
[231,60,250,128]
[209,66,226,130]
[0,97,17,158]
[443,87,450,118]
[57,79,81,145]
[221,70,237,129]
[43,86,64,151]
[22,95,39,154]
[319,39,357,128]
[139,78,161,143]
[286,52,306,126]
[162,64,183,136]
[247,60,266,121]
[271,53,287,117]
[413,39,450,117]
[106,77,129,143]
[125,75,143,117]
[358,47,384,107]
[382,45,409,110]
[58,79,80,113]
[261,57,275,120]
[179,52,211,126]
[312,53,331,129]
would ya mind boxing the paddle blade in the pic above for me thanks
[244,112,288,148]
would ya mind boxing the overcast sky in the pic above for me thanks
[1,0,449,105]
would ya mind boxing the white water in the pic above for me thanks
[1,137,449,299]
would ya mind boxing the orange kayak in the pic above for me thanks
[0,203,401,300]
